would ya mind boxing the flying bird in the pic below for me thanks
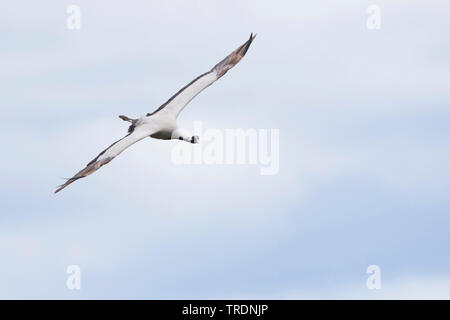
[55,33,256,193]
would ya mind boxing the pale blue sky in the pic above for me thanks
[1,0,450,299]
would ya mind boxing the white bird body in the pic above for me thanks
[55,33,256,193]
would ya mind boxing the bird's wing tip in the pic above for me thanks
[54,181,70,194]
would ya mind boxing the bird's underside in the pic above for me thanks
[55,33,256,193]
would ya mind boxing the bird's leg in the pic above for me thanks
[119,115,135,123]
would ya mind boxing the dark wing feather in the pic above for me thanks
[55,127,152,194]
[147,33,256,118]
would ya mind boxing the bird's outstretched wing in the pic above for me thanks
[147,33,256,118]
[55,126,152,193]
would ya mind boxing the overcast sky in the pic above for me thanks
[1,0,450,299]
